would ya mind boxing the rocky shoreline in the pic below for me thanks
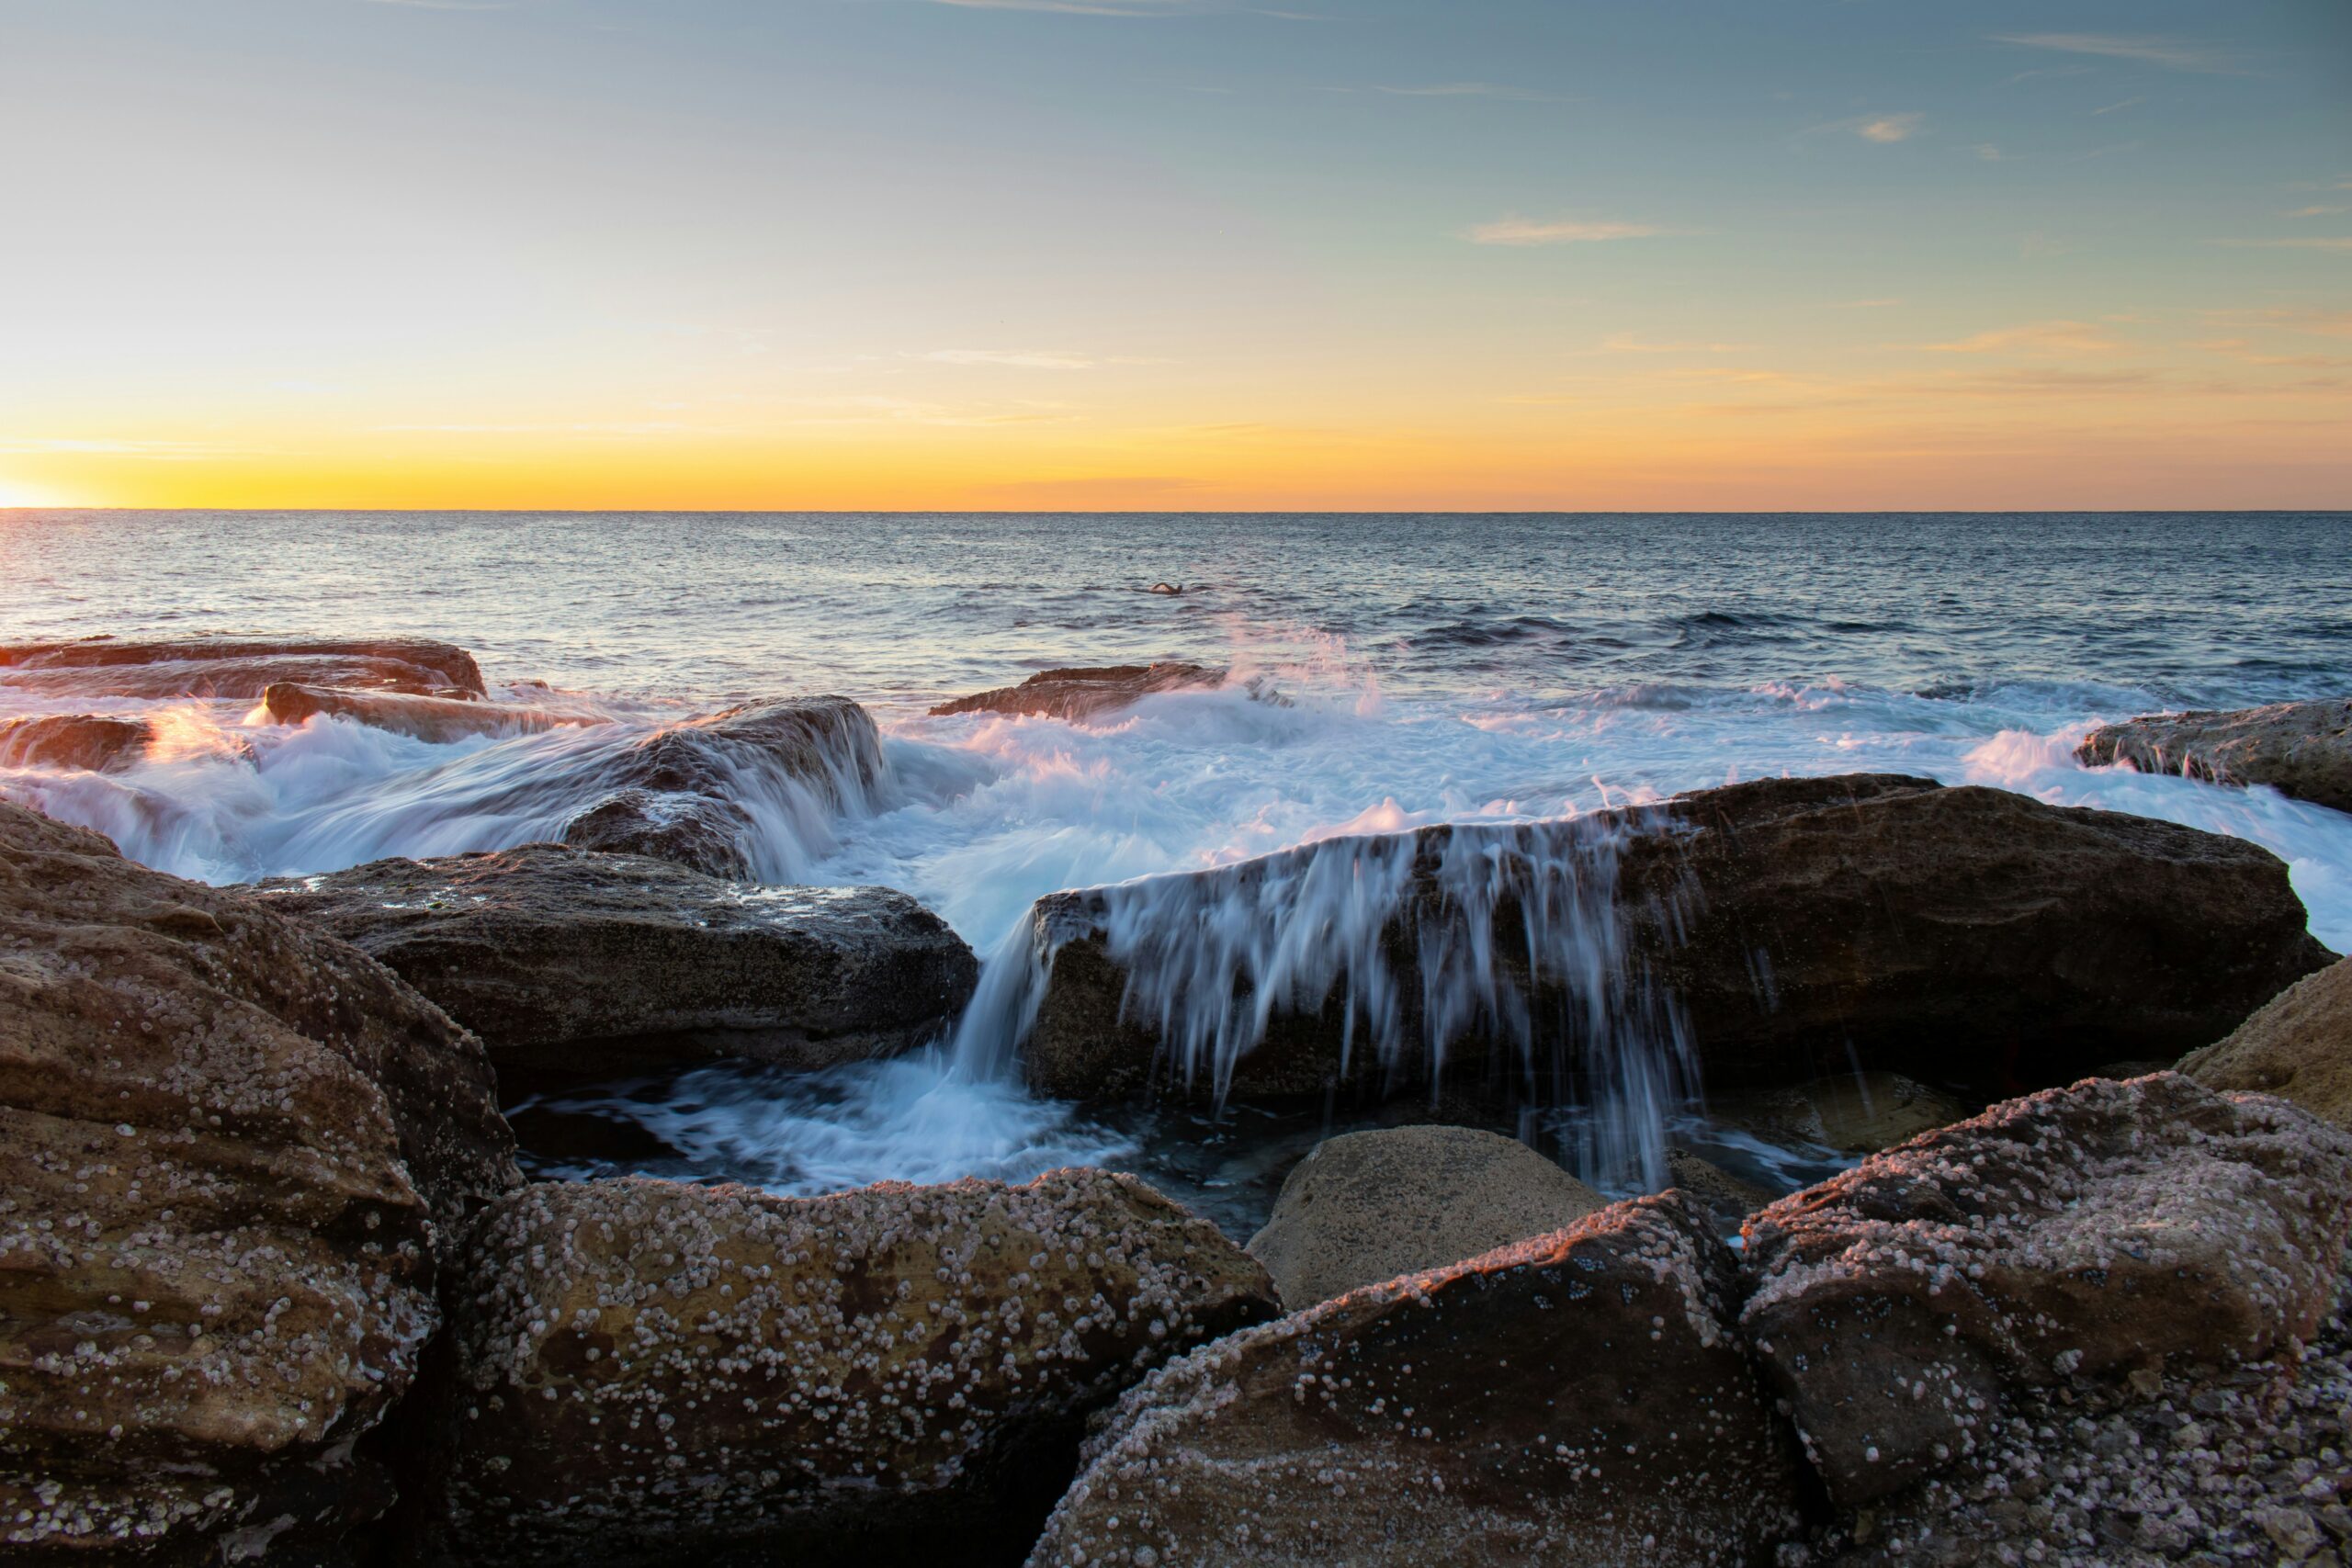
[3,636,2350,1566]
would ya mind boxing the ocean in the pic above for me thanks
[6,509,2348,1227]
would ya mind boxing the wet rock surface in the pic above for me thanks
[930,662,1232,723]
[263,682,606,744]
[1023,774,2330,1106]
[0,635,487,699]
[1741,1073,2352,1508]
[248,843,978,1091]
[1713,1071,1972,1155]
[414,1170,1277,1567]
[1668,1147,1780,1226]
[0,802,518,1562]
[1028,1190,1805,1568]
[0,712,153,773]
[1244,1124,1606,1309]
[2079,695,2352,815]
[560,785,759,880]
[2181,953,2352,1134]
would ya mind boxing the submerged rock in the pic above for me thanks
[2078,695,2352,814]
[0,712,152,772]
[2182,953,2352,1133]
[1740,1073,2352,1508]
[1712,1071,1971,1155]
[413,1171,1277,1567]
[930,662,1231,723]
[1244,1124,1605,1309]
[1021,774,2329,1109]
[264,681,606,743]
[250,844,978,1089]
[0,803,517,1562]
[0,634,486,699]
[1028,1190,1806,1568]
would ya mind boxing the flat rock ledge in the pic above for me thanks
[250,843,978,1089]
[0,713,154,773]
[0,635,487,699]
[411,1171,1277,1567]
[930,663,1233,723]
[1028,1189,1805,1568]
[263,682,607,743]
[2078,695,2352,815]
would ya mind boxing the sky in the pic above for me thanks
[0,0,2347,511]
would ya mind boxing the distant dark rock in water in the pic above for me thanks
[248,843,978,1091]
[0,634,487,699]
[1148,581,1184,595]
[0,802,516,1563]
[1710,1070,1970,1155]
[0,711,153,772]
[408,1171,1275,1568]
[1030,1190,1805,1567]
[2078,695,2352,814]
[263,680,605,743]
[1020,773,2331,1108]
[930,662,1231,723]
[2181,952,2352,1133]
[1742,1072,2352,1509]
[1244,1124,1605,1310]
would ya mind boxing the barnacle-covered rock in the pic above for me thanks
[0,802,519,1562]
[1028,1190,1805,1568]
[414,1170,1278,1566]
[1741,1073,2352,1508]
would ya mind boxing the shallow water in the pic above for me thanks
[6,510,2347,1216]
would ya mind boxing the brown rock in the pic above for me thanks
[1712,1072,1972,1155]
[413,1171,1277,1567]
[250,844,978,1090]
[2182,954,2352,1133]
[1740,1073,2352,1507]
[1244,1124,1606,1308]
[0,635,486,699]
[2078,696,2352,813]
[263,682,606,743]
[1668,1148,1779,1225]
[560,785,757,880]
[0,803,518,1562]
[0,712,152,772]
[1028,1190,1806,1568]
[930,662,1230,723]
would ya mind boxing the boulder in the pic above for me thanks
[2078,695,2352,814]
[1027,1190,1806,1568]
[263,682,605,744]
[412,1171,1277,1567]
[560,786,758,880]
[1740,1073,2352,1508]
[2181,953,2352,1133]
[1667,1148,1778,1226]
[0,803,517,1562]
[248,844,978,1089]
[0,712,152,773]
[1244,1124,1605,1309]
[1712,1072,1971,1155]
[930,663,1229,723]
[0,635,486,699]
[1021,774,2330,1106]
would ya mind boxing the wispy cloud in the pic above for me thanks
[2286,206,2349,220]
[1908,321,2121,355]
[1856,113,1924,143]
[1972,143,2011,162]
[1988,34,2245,74]
[1467,217,1665,246]
[1367,82,1558,101]
[922,349,1097,369]
[2216,237,2352,252]
[1595,333,1755,355]
[1835,298,1905,309]
[2090,96,2144,115]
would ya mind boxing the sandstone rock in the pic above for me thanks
[1022,774,2329,1106]
[1667,1147,1779,1226]
[930,662,1230,723]
[1740,1073,2352,1508]
[264,682,606,743]
[2078,695,2352,814]
[1244,1124,1605,1309]
[0,635,486,699]
[249,844,978,1089]
[0,802,518,1562]
[1028,1190,1806,1568]
[1712,1072,1972,1155]
[413,1170,1277,1567]
[0,712,152,772]
[2181,953,2352,1133]
[560,785,758,880]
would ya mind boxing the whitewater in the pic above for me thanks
[5,509,2347,1224]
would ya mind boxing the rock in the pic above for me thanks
[264,682,605,743]
[0,635,486,699]
[0,712,152,772]
[412,1170,1277,1567]
[248,844,978,1090]
[930,662,1230,723]
[2181,953,2352,1133]
[1667,1147,1778,1225]
[560,785,757,880]
[1027,1190,1806,1568]
[0,802,518,1562]
[1712,1072,1972,1155]
[1740,1073,2352,1508]
[1022,774,2330,1106]
[2079,696,2352,814]
[1244,1124,1605,1309]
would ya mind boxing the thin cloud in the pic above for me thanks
[1989,34,2245,74]
[1835,298,1905,309]
[1972,143,2011,162]
[1467,217,1665,246]
[2217,238,2352,252]
[1856,113,1924,144]
[2286,206,2349,220]
[922,349,1097,369]
[2090,96,2144,116]
[1907,321,2122,355]
[1368,82,1559,101]
[1595,333,1755,355]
